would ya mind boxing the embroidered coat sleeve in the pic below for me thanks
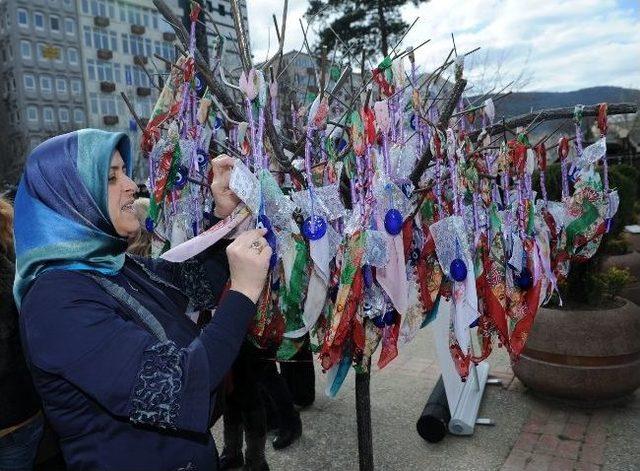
[21,271,255,434]
[136,240,232,311]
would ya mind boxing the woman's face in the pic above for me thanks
[107,150,140,238]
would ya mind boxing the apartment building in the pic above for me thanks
[198,0,248,78]
[0,0,87,185]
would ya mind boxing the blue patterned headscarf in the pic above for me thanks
[13,129,132,306]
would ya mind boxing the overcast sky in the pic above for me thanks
[245,0,640,92]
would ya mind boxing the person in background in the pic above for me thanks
[0,196,44,471]
[127,197,152,257]
[15,130,270,471]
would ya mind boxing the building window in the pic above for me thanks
[87,59,96,80]
[17,8,28,27]
[81,0,89,14]
[152,11,158,29]
[93,28,110,49]
[59,107,70,123]
[34,12,45,31]
[55,48,64,64]
[65,18,76,35]
[144,38,152,57]
[23,74,36,91]
[96,60,114,81]
[27,106,39,122]
[74,108,85,123]
[110,31,117,51]
[43,107,55,123]
[50,15,60,33]
[100,96,117,115]
[218,4,225,16]
[84,26,92,47]
[121,33,129,54]
[71,79,82,95]
[63,0,73,7]
[113,62,121,83]
[91,0,108,17]
[89,92,98,114]
[40,76,53,94]
[56,77,67,94]
[67,48,78,65]
[20,40,32,60]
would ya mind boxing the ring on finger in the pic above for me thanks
[250,239,264,254]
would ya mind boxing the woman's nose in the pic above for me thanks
[124,175,138,194]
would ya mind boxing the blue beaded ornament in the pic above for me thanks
[450,258,467,282]
[194,73,205,95]
[214,116,223,130]
[373,315,386,329]
[362,264,373,289]
[514,267,533,290]
[144,216,154,233]
[382,310,396,326]
[409,113,417,131]
[196,149,208,168]
[302,214,327,241]
[257,214,278,269]
[384,208,403,236]
[174,165,188,190]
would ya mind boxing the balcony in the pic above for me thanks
[162,32,176,42]
[131,24,145,35]
[94,16,110,28]
[100,81,116,93]
[103,115,119,126]
[133,55,148,66]
[96,49,113,60]
[136,86,151,97]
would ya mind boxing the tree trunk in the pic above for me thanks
[377,0,389,58]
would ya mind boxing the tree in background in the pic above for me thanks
[307,0,428,61]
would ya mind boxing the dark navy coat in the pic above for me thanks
[19,245,255,471]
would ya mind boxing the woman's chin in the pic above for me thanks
[115,219,141,239]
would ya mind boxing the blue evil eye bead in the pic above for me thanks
[373,315,386,329]
[362,264,373,289]
[257,214,278,269]
[145,216,154,233]
[514,267,533,290]
[337,138,348,153]
[410,113,417,131]
[174,165,188,190]
[302,214,327,241]
[383,310,396,326]
[214,116,223,129]
[196,148,208,167]
[194,73,205,94]
[384,208,403,236]
[469,317,479,328]
[450,258,468,282]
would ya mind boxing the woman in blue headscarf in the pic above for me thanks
[14,129,272,471]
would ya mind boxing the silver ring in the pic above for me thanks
[250,239,264,254]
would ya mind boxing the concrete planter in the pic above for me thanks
[512,299,640,403]
[602,250,640,277]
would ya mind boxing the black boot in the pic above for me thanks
[272,410,302,450]
[243,434,269,471]
[220,406,244,470]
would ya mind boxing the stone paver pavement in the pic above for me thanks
[212,324,640,470]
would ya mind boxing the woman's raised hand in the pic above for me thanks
[226,228,272,303]
[210,154,241,219]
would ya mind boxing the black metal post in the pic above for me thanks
[355,370,374,471]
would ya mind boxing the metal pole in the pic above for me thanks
[355,369,374,471]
